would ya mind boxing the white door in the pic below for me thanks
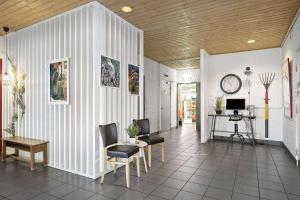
[161,80,171,131]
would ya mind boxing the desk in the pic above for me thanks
[2,136,48,170]
[208,114,256,144]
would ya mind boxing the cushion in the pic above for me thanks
[139,135,164,145]
[107,145,139,158]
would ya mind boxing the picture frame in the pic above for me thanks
[128,64,139,95]
[101,55,120,88]
[282,58,293,118]
[48,58,70,105]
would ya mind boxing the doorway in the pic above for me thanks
[177,83,200,131]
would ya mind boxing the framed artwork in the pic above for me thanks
[128,64,139,95]
[101,55,120,87]
[49,58,69,104]
[282,58,293,118]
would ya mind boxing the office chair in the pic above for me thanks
[229,114,245,144]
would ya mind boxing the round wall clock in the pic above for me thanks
[220,74,242,94]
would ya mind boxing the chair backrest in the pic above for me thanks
[99,123,118,147]
[133,119,150,136]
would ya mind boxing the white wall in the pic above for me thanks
[177,68,200,83]
[206,48,283,141]
[2,2,143,179]
[282,12,300,159]
[144,57,160,133]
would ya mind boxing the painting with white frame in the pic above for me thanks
[48,58,70,104]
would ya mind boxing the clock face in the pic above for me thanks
[220,74,242,94]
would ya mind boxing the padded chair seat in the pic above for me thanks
[139,135,164,145]
[107,145,139,158]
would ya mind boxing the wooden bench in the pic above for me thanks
[2,136,48,170]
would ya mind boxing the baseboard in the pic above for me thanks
[212,135,283,146]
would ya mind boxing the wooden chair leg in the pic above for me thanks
[101,151,107,184]
[125,159,130,188]
[161,143,165,163]
[136,155,140,177]
[148,145,152,167]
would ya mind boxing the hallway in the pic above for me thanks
[0,126,299,200]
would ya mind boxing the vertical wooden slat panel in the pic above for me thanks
[2,2,143,178]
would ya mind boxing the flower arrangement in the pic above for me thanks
[3,53,26,136]
[215,95,224,114]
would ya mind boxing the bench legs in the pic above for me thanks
[30,147,35,171]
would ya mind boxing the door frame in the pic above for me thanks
[0,59,2,153]
[176,82,201,131]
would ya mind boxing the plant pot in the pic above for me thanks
[215,110,222,115]
[129,137,136,144]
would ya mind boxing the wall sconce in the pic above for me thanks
[1,72,11,86]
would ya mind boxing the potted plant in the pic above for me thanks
[126,123,140,144]
[215,96,224,115]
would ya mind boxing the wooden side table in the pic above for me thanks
[2,136,48,170]
[135,140,148,173]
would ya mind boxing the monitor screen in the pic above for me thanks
[226,98,246,110]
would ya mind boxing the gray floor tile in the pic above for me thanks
[182,182,207,195]
[31,194,58,200]
[205,187,232,200]
[162,178,187,190]
[170,171,192,181]
[62,189,95,200]
[234,183,259,197]
[116,190,146,200]
[232,192,259,200]
[260,188,288,200]
[151,186,179,200]
[88,194,113,200]
[174,191,202,200]
[47,184,77,197]
[131,180,159,194]
[7,188,42,200]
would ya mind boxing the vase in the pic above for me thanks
[215,110,222,115]
[129,137,136,144]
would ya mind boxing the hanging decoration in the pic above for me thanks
[259,72,275,138]
[2,27,27,136]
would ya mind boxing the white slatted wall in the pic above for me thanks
[2,2,144,179]
[93,4,144,177]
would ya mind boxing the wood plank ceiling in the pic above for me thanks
[0,0,300,69]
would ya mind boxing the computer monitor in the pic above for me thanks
[226,98,246,114]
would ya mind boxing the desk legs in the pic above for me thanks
[212,116,217,140]
[2,140,6,162]
[249,118,255,145]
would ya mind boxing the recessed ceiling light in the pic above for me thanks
[121,6,133,13]
[247,40,256,44]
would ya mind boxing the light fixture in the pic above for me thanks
[121,6,133,13]
[247,39,256,44]
[244,66,253,115]
[2,26,11,86]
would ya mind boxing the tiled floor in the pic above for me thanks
[1,124,300,200]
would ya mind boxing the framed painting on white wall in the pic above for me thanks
[48,58,69,105]
[282,58,293,118]
[128,64,139,95]
[101,55,120,87]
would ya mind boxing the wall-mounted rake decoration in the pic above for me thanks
[259,72,275,138]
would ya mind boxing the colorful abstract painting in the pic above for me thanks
[128,64,139,95]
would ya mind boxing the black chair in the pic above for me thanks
[133,119,164,167]
[99,123,140,188]
[229,115,245,143]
